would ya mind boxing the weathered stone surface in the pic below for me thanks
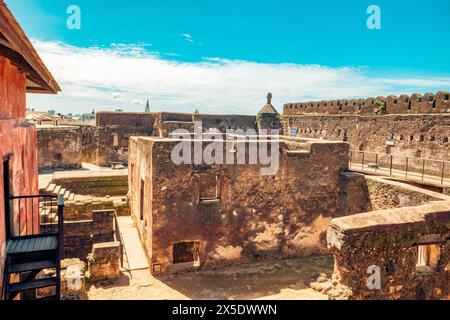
[282,112,450,164]
[64,196,129,220]
[52,174,128,197]
[37,126,82,170]
[61,258,88,300]
[327,201,450,300]
[64,210,116,260]
[87,242,121,281]
[129,136,351,274]
[283,91,450,116]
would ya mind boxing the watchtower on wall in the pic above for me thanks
[257,93,282,134]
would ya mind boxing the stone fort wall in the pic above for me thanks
[283,113,450,161]
[283,91,450,116]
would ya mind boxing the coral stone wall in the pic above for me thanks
[283,114,450,161]
[37,126,82,170]
[0,56,39,295]
[96,112,157,127]
[64,210,116,260]
[365,177,444,211]
[327,202,450,300]
[95,125,155,166]
[129,137,351,274]
[284,91,450,116]
[193,114,256,132]
[38,112,258,169]
[338,173,444,216]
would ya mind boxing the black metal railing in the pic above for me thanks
[350,151,450,187]
[112,210,126,268]
[7,194,64,300]
[9,194,65,256]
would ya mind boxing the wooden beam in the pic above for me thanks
[0,43,55,94]
[0,3,60,94]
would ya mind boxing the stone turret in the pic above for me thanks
[256,92,282,133]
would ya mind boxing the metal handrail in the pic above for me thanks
[112,210,126,268]
[9,194,63,239]
[350,150,450,165]
[349,150,449,187]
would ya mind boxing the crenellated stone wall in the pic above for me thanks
[284,91,450,116]
[283,113,450,161]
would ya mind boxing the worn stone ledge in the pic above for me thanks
[329,201,450,236]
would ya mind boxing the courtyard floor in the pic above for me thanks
[87,256,332,300]
[87,217,332,300]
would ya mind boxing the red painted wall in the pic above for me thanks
[0,56,39,296]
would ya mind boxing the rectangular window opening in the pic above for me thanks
[199,174,220,204]
[173,241,201,267]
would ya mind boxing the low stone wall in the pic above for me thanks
[327,201,450,300]
[61,258,88,300]
[339,173,444,215]
[64,210,116,260]
[365,176,444,210]
[64,197,130,221]
[87,242,121,281]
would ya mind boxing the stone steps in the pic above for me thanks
[64,190,71,200]
[53,185,61,195]
[40,182,75,201]
[50,175,128,197]
[46,183,56,193]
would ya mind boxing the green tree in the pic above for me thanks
[145,100,150,113]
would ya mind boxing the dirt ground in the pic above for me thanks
[87,255,333,300]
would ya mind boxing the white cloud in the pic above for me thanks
[131,99,143,105]
[180,33,194,43]
[27,40,450,115]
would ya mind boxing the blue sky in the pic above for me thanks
[6,0,450,114]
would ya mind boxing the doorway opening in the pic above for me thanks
[3,156,11,239]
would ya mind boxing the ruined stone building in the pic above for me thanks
[128,134,354,274]
[36,111,257,171]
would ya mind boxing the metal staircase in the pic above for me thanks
[3,195,64,300]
